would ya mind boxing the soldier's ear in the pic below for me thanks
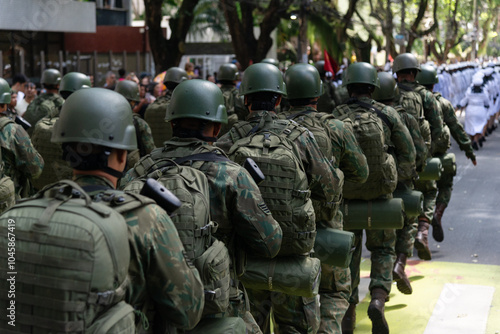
[213,123,222,137]
[275,96,282,107]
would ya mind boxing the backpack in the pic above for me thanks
[124,151,231,317]
[227,117,316,256]
[397,83,425,121]
[31,116,73,190]
[335,100,397,200]
[0,180,135,333]
[144,96,173,147]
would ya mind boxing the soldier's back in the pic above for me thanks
[144,94,172,147]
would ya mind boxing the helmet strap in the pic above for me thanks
[62,144,124,178]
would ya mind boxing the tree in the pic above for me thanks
[144,0,200,74]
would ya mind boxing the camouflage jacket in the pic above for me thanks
[144,92,173,147]
[133,113,155,156]
[333,97,417,182]
[217,110,341,204]
[219,85,247,137]
[394,105,428,173]
[74,174,204,331]
[434,92,475,161]
[398,80,444,142]
[24,93,64,135]
[121,138,283,259]
[316,79,336,114]
[0,116,44,198]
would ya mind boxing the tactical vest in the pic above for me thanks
[125,150,231,317]
[336,101,397,200]
[227,117,316,256]
[0,180,135,333]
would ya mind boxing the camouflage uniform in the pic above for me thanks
[128,113,156,168]
[433,93,475,206]
[24,93,64,135]
[218,110,341,334]
[75,174,204,333]
[219,84,247,136]
[279,105,369,334]
[144,92,173,147]
[122,138,283,334]
[0,115,44,198]
[332,97,416,303]
[316,79,336,114]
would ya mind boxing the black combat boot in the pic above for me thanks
[432,203,446,242]
[342,303,356,334]
[368,288,389,334]
[415,217,432,260]
[393,253,412,294]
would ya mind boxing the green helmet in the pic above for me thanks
[52,88,137,150]
[218,63,239,81]
[59,72,91,98]
[239,63,286,96]
[0,78,11,104]
[166,80,227,124]
[314,60,326,77]
[261,58,279,67]
[164,67,188,84]
[115,80,140,102]
[416,65,439,85]
[285,63,323,99]
[372,72,399,102]
[392,53,421,73]
[41,68,62,85]
[342,62,380,88]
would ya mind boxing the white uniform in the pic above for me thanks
[460,84,490,136]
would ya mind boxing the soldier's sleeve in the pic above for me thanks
[385,107,417,181]
[328,118,368,184]
[138,118,156,154]
[134,204,204,330]
[229,167,283,258]
[440,97,474,157]
[13,125,44,178]
[402,112,428,172]
[295,129,341,202]
[423,90,444,142]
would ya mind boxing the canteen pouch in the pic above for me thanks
[341,198,404,230]
[392,188,424,218]
[418,157,443,180]
[313,228,355,268]
[440,152,456,176]
[240,255,321,298]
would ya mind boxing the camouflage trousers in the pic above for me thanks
[227,284,263,334]
[414,179,438,222]
[436,163,454,206]
[395,215,418,257]
[247,289,320,334]
[348,229,396,305]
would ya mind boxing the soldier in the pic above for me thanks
[373,71,428,295]
[52,87,204,332]
[393,53,444,261]
[333,62,416,334]
[24,68,64,135]
[417,65,477,241]
[121,79,283,334]
[0,78,44,199]
[217,63,247,136]
[115,80,155,168]
[280,63,369,334]
[217,62,341,334]
[144,67,187,147]
[314,60,337,113]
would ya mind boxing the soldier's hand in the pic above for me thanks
[471,158,477,166]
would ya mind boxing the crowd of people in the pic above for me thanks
[0,54,496,334]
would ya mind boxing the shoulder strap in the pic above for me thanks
[347,98,393,131]
[397,82,413,92]
[286,110,314,120]
[174,152,232,165]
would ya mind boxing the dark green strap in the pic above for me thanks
[173,152,232,165]
[367,200,373,228]
[0,271,90,292]
[0,228,94,252]
[287,110,314,120]
[397,82,413,92]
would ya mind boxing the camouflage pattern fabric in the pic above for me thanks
[316,80,336,114]
[0,116,44,199]
[333,84,349,107]
[144,92,173,147]
[74,175,204,332]
[24,93,64,135]
[414,178,438,222]
[128,114,156,168]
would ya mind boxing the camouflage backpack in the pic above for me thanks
[31,116,73,191]
[227,115,316,256]
[0,180,135,333]
[144,95,173,147]
[25,94,63,135]
[397,83,432,144]
[335,100,397,200]
[125,149,231,317]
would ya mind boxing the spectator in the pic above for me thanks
[16,82,37,117]
[103,71,116,90]
[118,68,126,81]
[11,73,28,101]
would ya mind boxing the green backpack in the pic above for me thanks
[0,148,15,214]
[335,101,397,200]
[125,151,231,317]
[144,96,173,147]
[31,116,73,191]
[227,117,316,256]
[0,180,135,333]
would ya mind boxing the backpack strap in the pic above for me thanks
[133,116,147,157]
[397,82,413,92]
[0,116,14,130]
[286,110,314,120]
[174,152,232,165]
[346,98,393,131]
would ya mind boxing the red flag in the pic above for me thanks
[324,49,339,74]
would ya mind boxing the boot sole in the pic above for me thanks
[368,303,389,334]
[414,239,432,260]
[431,218,444,242]
[393,270,413,295]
